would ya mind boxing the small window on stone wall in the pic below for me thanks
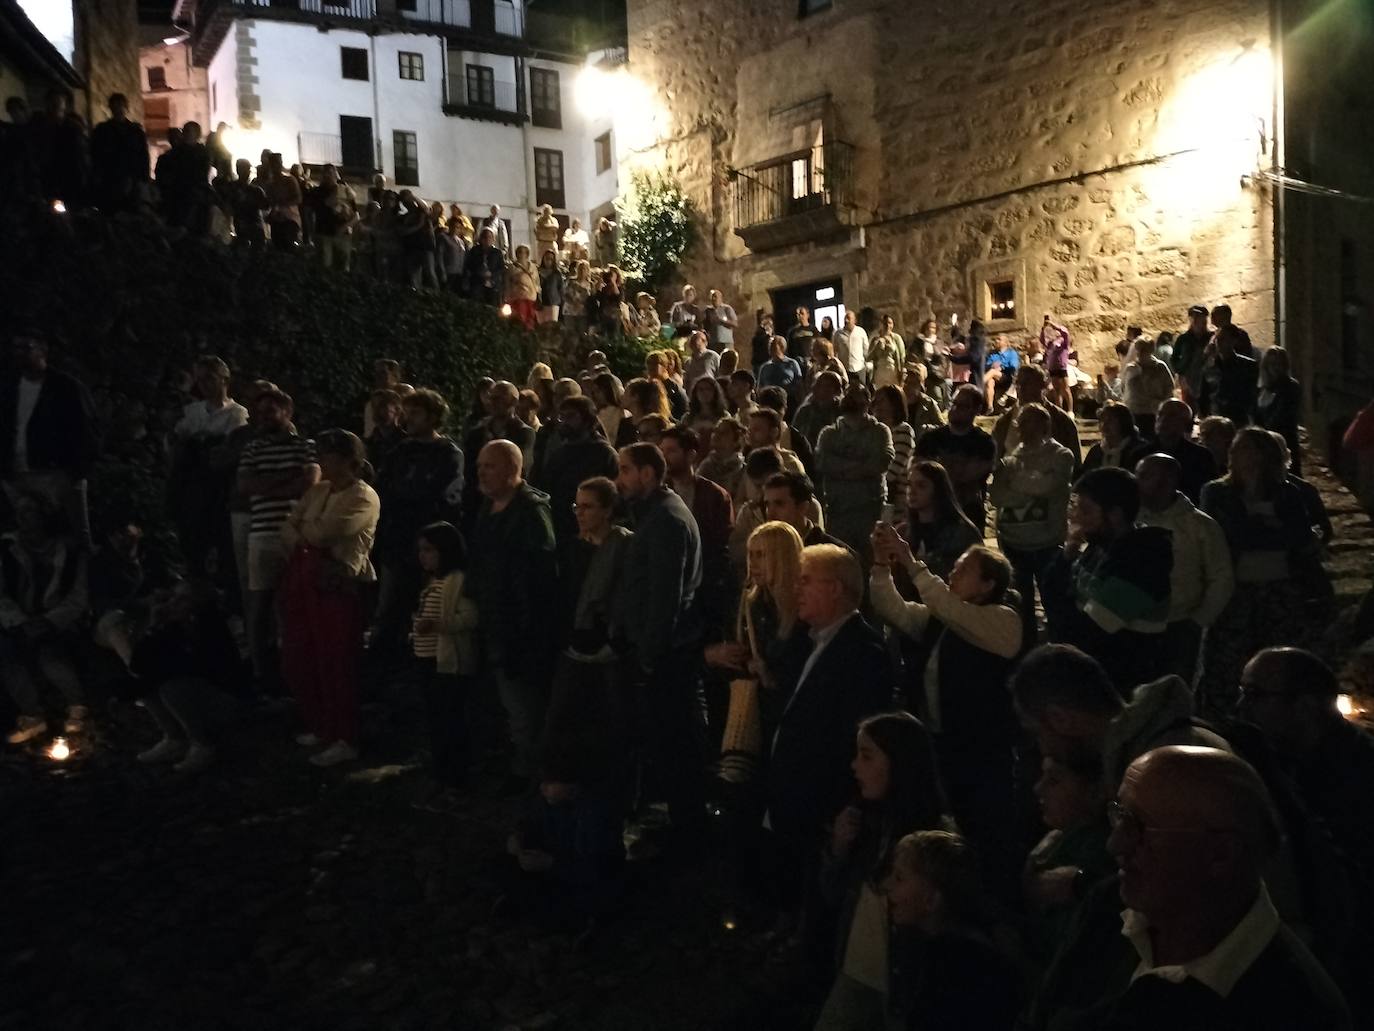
[989,279,1016,321]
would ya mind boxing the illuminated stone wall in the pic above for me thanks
[623,0,1277,370]
[73,0,142,124]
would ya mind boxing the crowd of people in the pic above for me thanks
[3,86,1370,1031]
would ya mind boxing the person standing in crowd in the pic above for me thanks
[703,288,737,352]
[989,403,1076,646]
[792,370,844,453]
[1135,453,1234,683]
[767,545,890,893]
[991,364,1082,476]
[169,356,248,582]
[816,383,894,563]
[1039,315,1074,411]
[1171,303,1213,406]
[614,443,707,848]
[950,320,987,393]
[28,88,88,206]
[668,284,701,336]
[902,365,943,436]
[1256,346,1302,474]
[832,310,870,387]
[279,430,379,767]
[683,376,729,438]
[228,159,267,248]
[1153,398,1218,503]
[1211,302,1255,355]
[746,408,805,483]
[468,440,557,790]
[237,389,318,689]
[660,426,733,631]
[411,521,478,791]
[760,471,839,552]
[534,203,559,256]
[308,165,358,271]
[870,535,1022,878]
[683,331,720,390]
[594,264,627,339]
[562,216,589,263]
[698,418,746,500]
[1028,746,1350,1031]
[1199,415,1238,475]
[464,381,537,511]
[914,384,996,532]
[1,330,99,546]
[786,306,817,368]
[645,352,688,421]
[631,291,661,340]
[262,152,302,250]
[397,190,437,289]
[900,460,982,580]
[866,315,906,390]
[535,395,617,545]
[1082,401,1151,475]
[812,712,949,1028]
[438,219,469,293]
[884,831,1023,1029]
[871,385,914,519]
[89,93,147,215]
[748,311,774,373]
[1199,427,1322,717]
[1,493,89,745]
[477,204,510,257]
[462,227,505,306]
[370,389,463,660]
[757,336,805,397]
[536,250,563,324]
[1199,323,1258,425]
[364,389,405,471]
[561,260,593,335]
[1120,334,1175,437]
[505,245,538,329]
[1043,467,1173,690]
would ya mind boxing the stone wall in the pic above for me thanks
[624,0,1277,371]
[73,0,142,125]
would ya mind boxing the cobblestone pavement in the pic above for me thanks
[3,446,1368,1031]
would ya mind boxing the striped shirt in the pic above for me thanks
[240,432,316,538]
[885,421,915,515]
[412,579,443,658]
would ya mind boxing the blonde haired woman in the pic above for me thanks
[707,519,807,782]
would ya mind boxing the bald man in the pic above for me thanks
[467,439,556,789]
[1136,453,1234,682]
[1028,746,1351,1031]
[1152,399,1218,503]
[462,380,536,518]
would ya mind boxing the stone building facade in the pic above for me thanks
[73,0,142,124]
[622,0,1374,449]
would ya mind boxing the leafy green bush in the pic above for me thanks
[0,212,538,534]
[617,170,697,291]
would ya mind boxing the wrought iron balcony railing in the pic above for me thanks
[733,140,855,232]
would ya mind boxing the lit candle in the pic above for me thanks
[52,200,66,214]
[500,303,513,317]
[48,736,71,761]
[1337,694,1357,719]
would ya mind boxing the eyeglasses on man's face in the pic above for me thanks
[1107,800,1240,847]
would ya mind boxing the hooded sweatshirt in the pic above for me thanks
[989,437,1075,551]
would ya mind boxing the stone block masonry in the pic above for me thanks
[73,0,143,125]
[624,0,1277,370]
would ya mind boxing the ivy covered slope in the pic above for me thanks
[0,214,539,530]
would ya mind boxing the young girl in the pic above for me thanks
[697,418,746,501]
[412,521,478,789]
[813,712,949,1030]
[685,375,729,437]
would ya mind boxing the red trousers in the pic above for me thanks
[281,546,364,745]
[510,298,537,330]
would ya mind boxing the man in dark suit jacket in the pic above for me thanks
[660,426,733,634]
[615,443,707,843]
[1,331,98,543]
[767,543,892,875]
[532,395,617,544]
[1198,330,1258,426]
[1025,746,1351,1031]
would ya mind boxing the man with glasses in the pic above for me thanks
[1027,745,1350,1031]
[915,384,996,532]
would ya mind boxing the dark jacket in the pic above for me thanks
[467,483,557,674]
[1200,352,1258,425]
[1200,478,1317,565]
[90,117,148,209]
[535,433,618,543]
[1256,376,1302,475]
[768,613,892,849]
[0,370,99,480]
[616,485,702,667]
[892,929,1023,1030]
[462,242,506,300]
[1153,435,1218,503]
[373,436,464,562]
[1082,433,1153,477]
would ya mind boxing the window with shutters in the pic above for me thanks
[533,148,565,209]
[147,65,167,90]
[595,131,613,174]
[465,65,495,107]
[530,67,561,129]
[394,130,419,187]
[398,52,424,81]
[339,115,374,173]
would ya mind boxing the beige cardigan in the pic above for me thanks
[281,480,380,582]
[431,570,480,675]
